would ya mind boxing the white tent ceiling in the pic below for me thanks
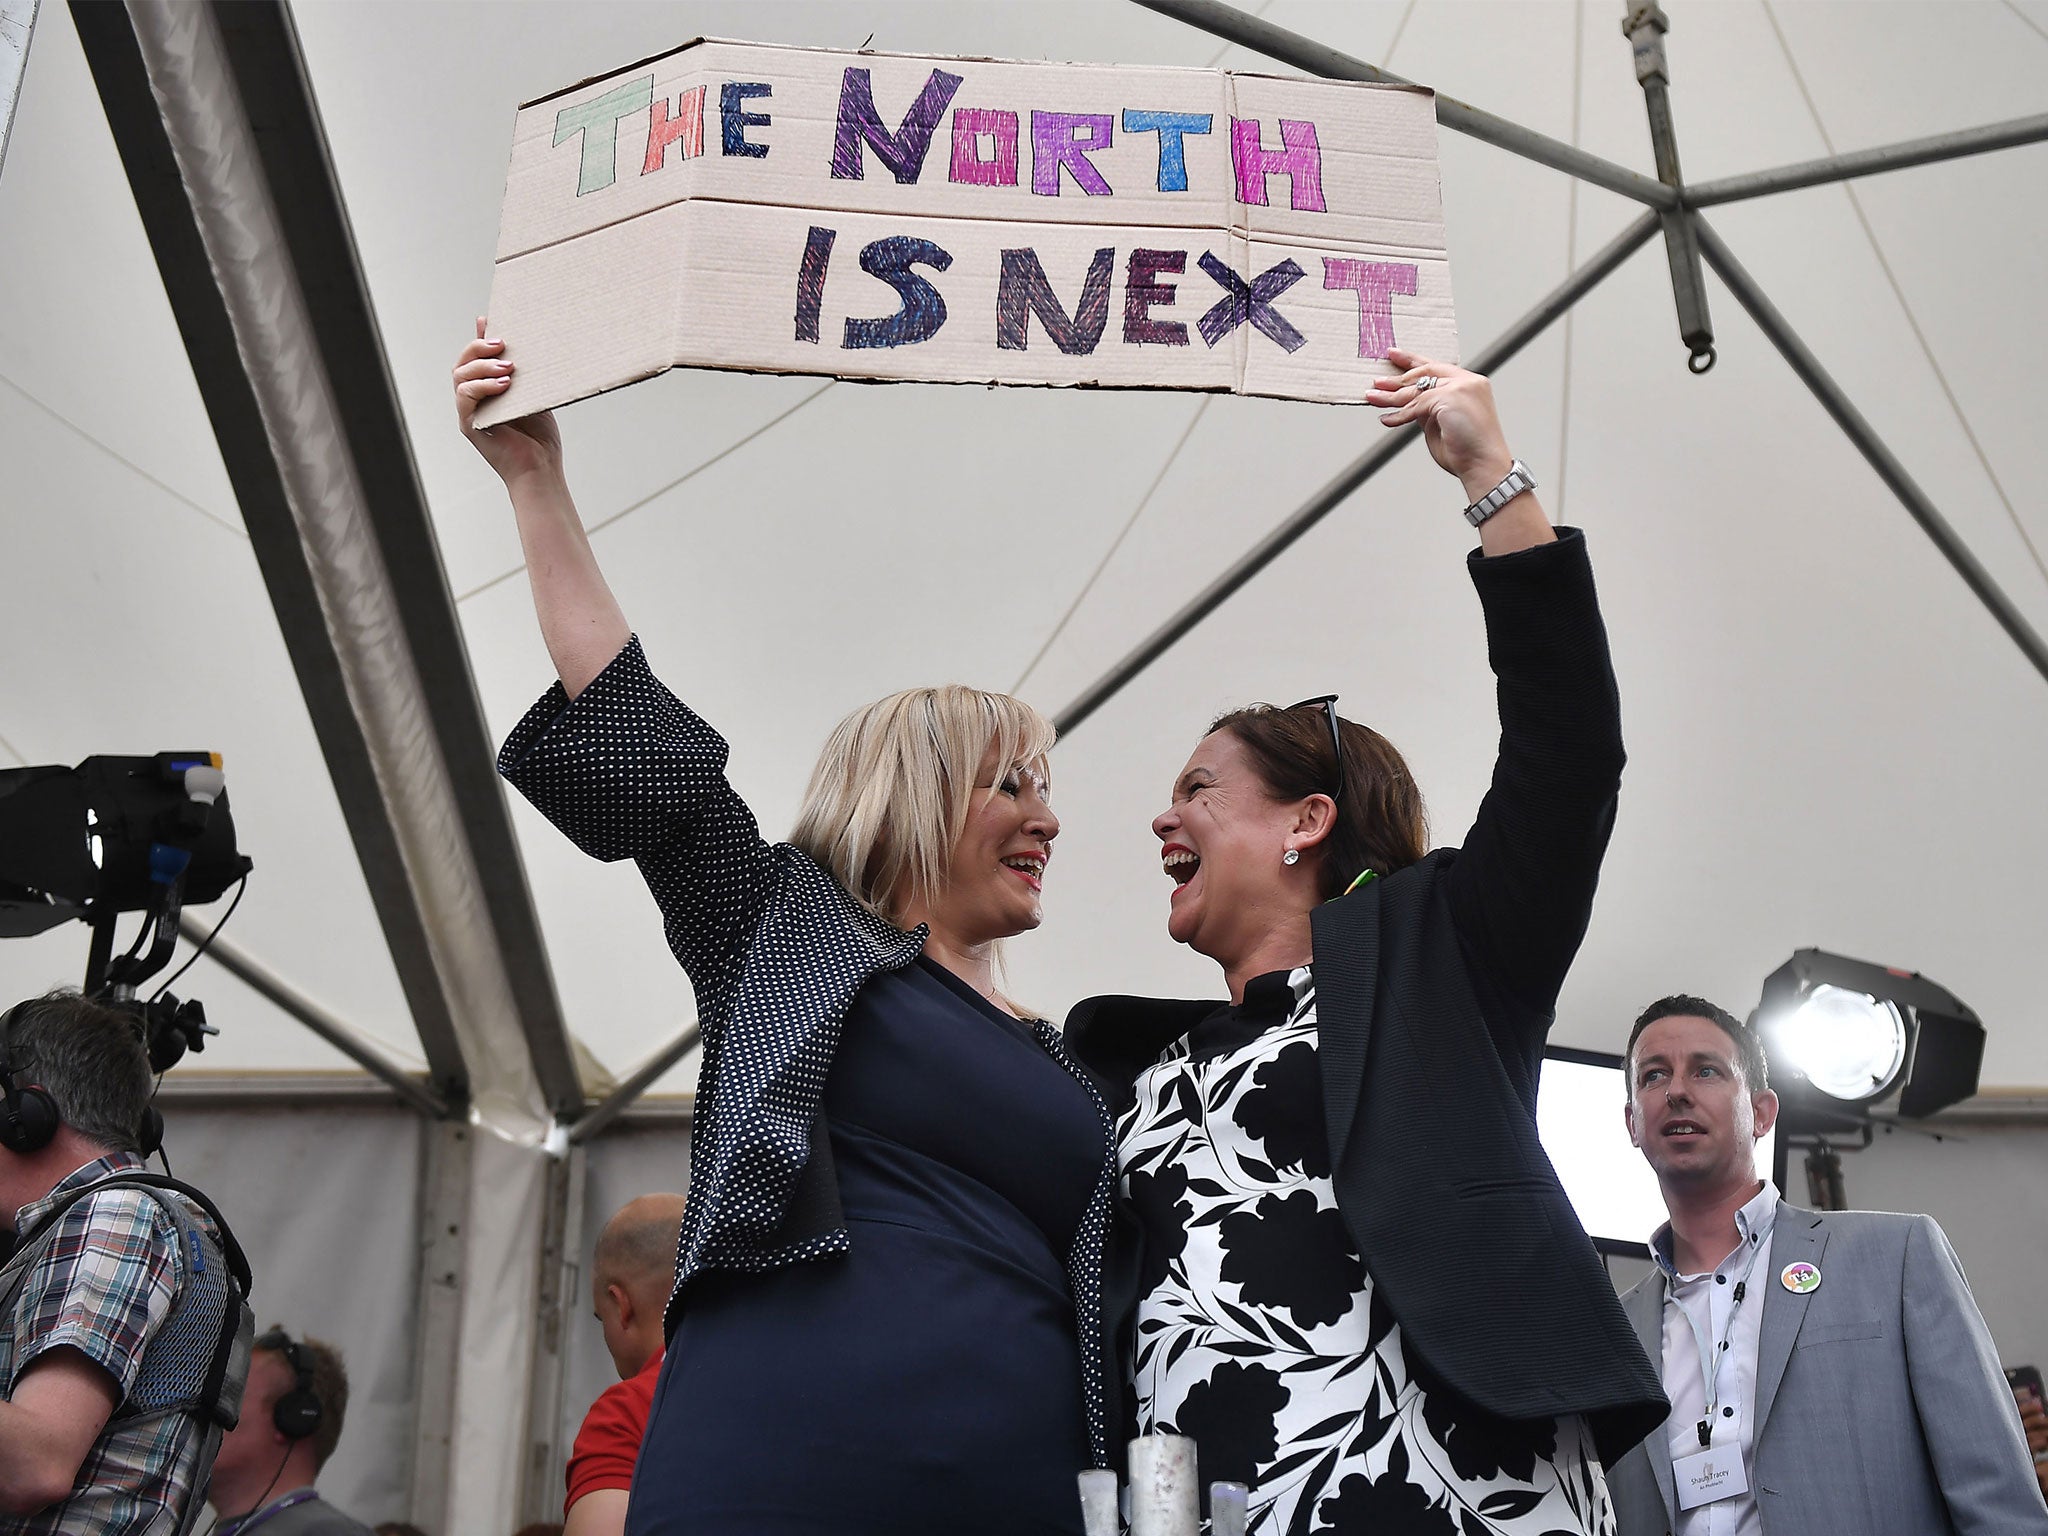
[4,0,2046,1109]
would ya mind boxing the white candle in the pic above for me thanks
[1209,1481,1250,1536]
[1076,1469,1120,1536]
[1129,1434,1199,1536]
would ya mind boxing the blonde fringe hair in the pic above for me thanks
[790,685,1056,926]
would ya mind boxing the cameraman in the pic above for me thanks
[0,989,249,1535]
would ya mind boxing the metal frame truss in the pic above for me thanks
[1055,0,2048,736]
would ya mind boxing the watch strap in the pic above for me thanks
[1464,459,1536,528]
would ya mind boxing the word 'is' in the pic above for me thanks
[557,66,1332,210]
[795,230,1416,360]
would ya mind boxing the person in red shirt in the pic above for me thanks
[565,1194,686,1536]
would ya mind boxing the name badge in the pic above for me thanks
[1673,1448,1749,1511]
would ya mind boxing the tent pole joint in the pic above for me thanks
[1623,0,1715,372]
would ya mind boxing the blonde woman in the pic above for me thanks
[455,327,1111,1536]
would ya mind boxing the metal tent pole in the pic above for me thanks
[1623,1,1716,372]
[405,1119,471,1534]
[519,1145,588,1525]
[568,1021,702,1146]
[71,0,586,1130]
[180,914,449,1118]
[1053,209,1661,735]
[1129,0,1677,209]
[1694,217,2048,687]
[1690,112,2048,207]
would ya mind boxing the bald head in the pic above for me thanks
[590,1193,686,1379]
[594,1193,686,1293]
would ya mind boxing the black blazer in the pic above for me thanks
[1067,530,1668,1469]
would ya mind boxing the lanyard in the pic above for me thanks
[1677,1230,1767,1448]
[221,1490,319,1536]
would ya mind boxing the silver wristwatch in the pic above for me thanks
[1463,459,1536,528]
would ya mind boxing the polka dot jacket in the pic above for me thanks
[497,638,1115,1466]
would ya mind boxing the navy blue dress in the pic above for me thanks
[627,956,1105,1535]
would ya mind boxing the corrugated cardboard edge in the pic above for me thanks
[477,357,1379,430]
[513,35,1440,110]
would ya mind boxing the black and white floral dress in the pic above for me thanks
[1120,966,1615,1536]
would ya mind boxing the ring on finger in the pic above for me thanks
[1412,374,1441,392]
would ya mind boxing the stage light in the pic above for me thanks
[1771,984,1908,1102]
[1755,949,1986,1211]
[1753,948,1984,1117]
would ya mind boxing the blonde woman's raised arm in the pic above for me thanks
[453,318,630,698]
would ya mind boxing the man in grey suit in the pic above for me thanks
[1607,994,2046,1536]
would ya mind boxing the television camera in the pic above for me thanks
[0,752,252,1075]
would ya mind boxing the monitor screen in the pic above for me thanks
[1537,1048,1777,1255]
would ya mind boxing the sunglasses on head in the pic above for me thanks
[1289,695,1346,805]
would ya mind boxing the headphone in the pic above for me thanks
[0,999,169,1159]
[259,1328,324,1442]
[0,1003,61,1156]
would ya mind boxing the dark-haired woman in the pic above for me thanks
[1067,351,1666,1534]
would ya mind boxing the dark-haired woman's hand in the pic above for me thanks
[1365,350,1553,555]
[1365,350,1514,499]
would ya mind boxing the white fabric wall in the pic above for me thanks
[156,1099,427,1529]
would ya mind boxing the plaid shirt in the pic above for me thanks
[0,1152,211,1536]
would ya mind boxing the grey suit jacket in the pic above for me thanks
[1608,1203,2047,1536]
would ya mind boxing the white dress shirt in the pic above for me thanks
[1652,1181,1779,1536]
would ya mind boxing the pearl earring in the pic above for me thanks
[1282,848,1300,866]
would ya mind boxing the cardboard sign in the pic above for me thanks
[476,38,1458,425]
[0,0,40,184]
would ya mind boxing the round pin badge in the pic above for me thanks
[1780,1261,1821,1294]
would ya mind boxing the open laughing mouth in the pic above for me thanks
[1162,844,1199,894]
[1661,1119,1708,1141]
[1001,854,1046,892]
